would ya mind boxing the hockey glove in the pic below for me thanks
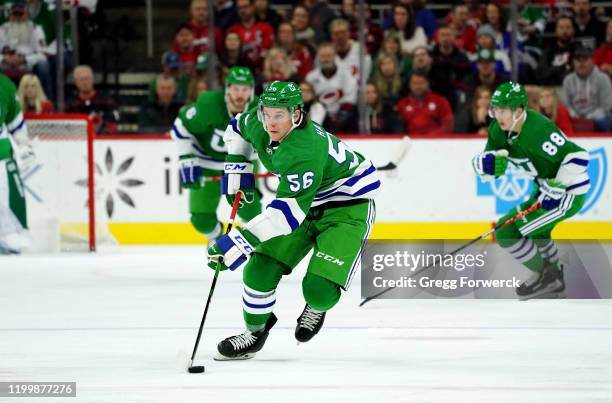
[207,228,255,271]
[536,179,566,211]
[179,155,205,188]
[16,143,36,173]
[472,149,509,177]
[221,154,255,207]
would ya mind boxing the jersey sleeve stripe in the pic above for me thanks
[316,163,375,199]
[7,115,25,134]
[562,158,588,167]
[171,119,191,140]
[566,179,590,192]
[268,199,301,231]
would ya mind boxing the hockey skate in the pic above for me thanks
[516,263,565,301]
[295,304,326,343]
[215,314,277,361]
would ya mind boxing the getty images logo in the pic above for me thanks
[477,148,607,215]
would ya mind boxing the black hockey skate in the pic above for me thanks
[516,263,565,301]
[215,314,277,361]
[295,304,326,343]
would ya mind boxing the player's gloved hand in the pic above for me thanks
[536,179,566,210]
[179,155,205,189]
[16,143,36,173]
[472,149,509,177]
[207,228,255,271]
[222,155,255,206]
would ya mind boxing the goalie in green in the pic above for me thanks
[171,66,262,244]
[207,81,380,360]
[472,81,591,300]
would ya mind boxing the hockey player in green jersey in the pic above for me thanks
[207,81,379,360]
[472,81,590,300]
[0,73,34,254]
[171,66,262,244]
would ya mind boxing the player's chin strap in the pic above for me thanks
[508,107,527,136]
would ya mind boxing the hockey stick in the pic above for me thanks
[187,191,243,373]
[200,137,412,184]
[359,202,541,307]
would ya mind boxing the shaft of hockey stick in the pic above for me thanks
[359,202,541,307]
[188,191,243,368]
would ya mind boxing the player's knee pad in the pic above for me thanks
[190,213,218,235]
[243,253,287,292]
[302,273,341,312]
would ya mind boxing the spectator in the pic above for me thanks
[573,0,606,50]
[410,46,458,111]
[454,85,491,134]
[536,86,574,135]
[474,24,511,76]
[378,32,411,79]
[387,2,427,56]
[262,47,299,90]
[149,51,189,103]
[482,2,511,52]
[66,65,119,134]
[561,46,612,132]
[306,43,357,133]
[435,4,477,54]
[593,20,612,80]
[227,0,274,74]
[462,48,509,99]
[431,25,471,109]
[276,22,313,81]
[397,71,454,134]
[365,82,403,134]
[330,18,372,83]
[514,0,546,56]
[172,24,198,76]
[290,5,316,51]
[382,0,439,40]
[139,75,182,134]
[0,1,50,95]
[525,84,541,110]
[371,53,403,107]
[537,16,576,86]
[300,81,326,125]
[214,0,238,31]
[17,73,53,113]
[302,0,337,44]
[340,0,383,55]
[254,0,282,28]
[219,32,249,79]
[188,0,223,55]
[186,76,208,104]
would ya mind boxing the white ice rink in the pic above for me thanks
[1,246,612,403]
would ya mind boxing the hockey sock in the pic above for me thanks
[535,239,561,270]
[499,237,544,273]
[302,273,341,312]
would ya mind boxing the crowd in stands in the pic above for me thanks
[5,0,612,135]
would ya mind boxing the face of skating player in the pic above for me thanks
[227,84,252,113]
[262,106,300,142]
[492,106,523,131]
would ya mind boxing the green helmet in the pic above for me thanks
[258,81,304,110]
[491,81,528,110]
[225,66,255,87]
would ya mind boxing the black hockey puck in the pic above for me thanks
[188,365,205,373]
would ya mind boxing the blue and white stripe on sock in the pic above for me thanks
[538,240,559,264]
[506,237,538,264]
[242,285,276,315]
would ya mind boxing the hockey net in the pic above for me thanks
[24,114,116,252]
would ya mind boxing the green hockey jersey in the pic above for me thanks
[483,109,590,195]
[0,74,26,161]
[171,90,258,170]
[225,107,380,243]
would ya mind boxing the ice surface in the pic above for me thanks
[1,246,611,403]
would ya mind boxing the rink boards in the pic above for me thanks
[24,134,612,244]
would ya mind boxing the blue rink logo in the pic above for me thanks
[477,148,607,215]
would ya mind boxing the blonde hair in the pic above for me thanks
[17,74,49,113]
[536,86,560,121]
[372,52,402,99]
[263,47,294,80]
